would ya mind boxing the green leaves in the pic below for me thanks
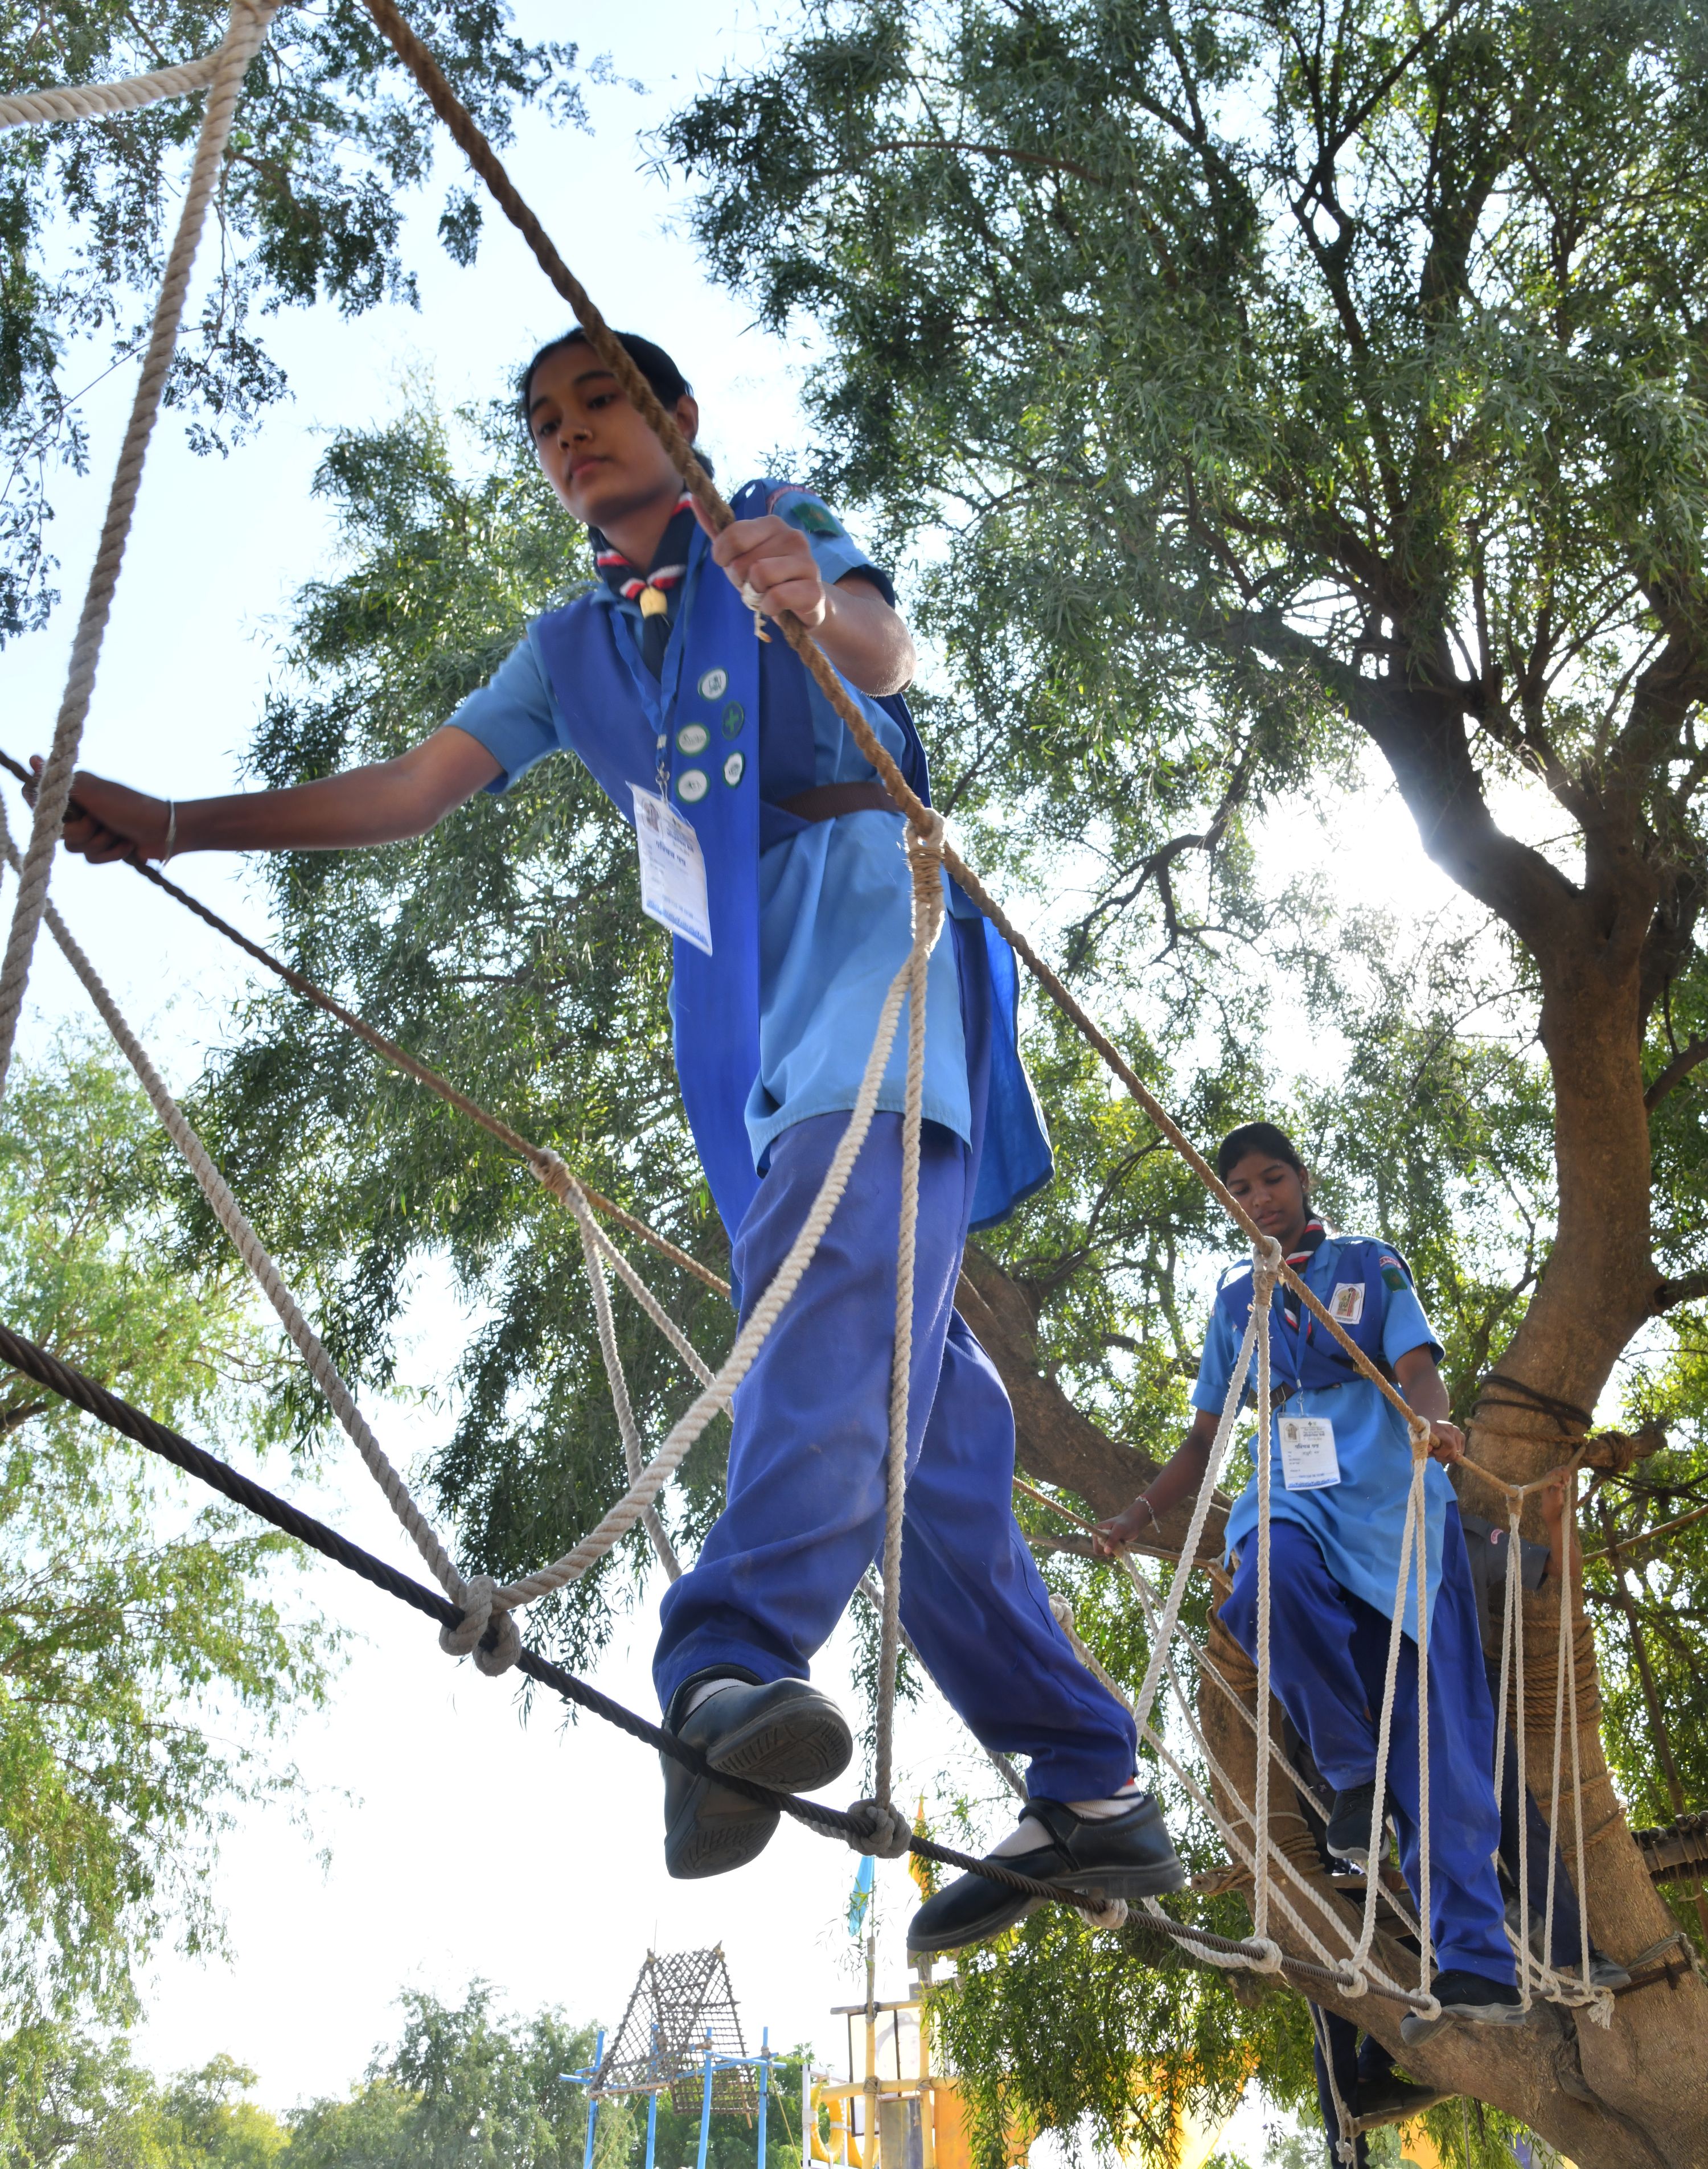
[0,1034,336,2028]
[0,1,586,639]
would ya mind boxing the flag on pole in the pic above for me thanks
[847,1853,875,1938]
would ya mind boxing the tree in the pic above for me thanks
[0,0,591,641]
[186,344,1708,2154]
[287,1985,626,2169]
[651,0,1708,2156]
[0,1034,336,2027]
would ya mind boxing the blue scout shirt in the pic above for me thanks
[447,489,971,1172]
[1199,1232,1453,1636]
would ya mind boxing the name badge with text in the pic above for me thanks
[631,786,712,955]
[1278,1415,1341,1490]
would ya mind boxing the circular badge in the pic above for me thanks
[696,667,729,701]
[722,751,746,787]
[676,768,709,804]
[721,701,746,738]
[676,722,709,755]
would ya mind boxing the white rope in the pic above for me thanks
[857,1571,1027,1800]
[874,821,945,1813]
[1414,1443,1434,2002]
[1250,1240,1281,1949]
[563,1178,682,1581]
[0,0,279,1098]
[0,53,222,130]
[0,804,471,1617]
[1308,1999,1361,2166]
[1128,1297,1263,1737]
[484,881,935,1614]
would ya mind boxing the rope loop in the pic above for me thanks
[1250,1233,1283,1296]
[1245,1936,1286,1974]
[845,1798,913,1859]
[439,1573,520,1675]
[1331,1961,1370,1999]
[1079,1895,1130,1932]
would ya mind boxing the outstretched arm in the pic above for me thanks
[43,726,502,866]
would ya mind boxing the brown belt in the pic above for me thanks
[777,782,902,823]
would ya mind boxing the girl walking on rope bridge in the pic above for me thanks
[1096,1123,1526,2043]
[50,328,1184,1937]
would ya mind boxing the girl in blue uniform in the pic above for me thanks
[54,329,1183,1933]
[1097,1123,1525,2039]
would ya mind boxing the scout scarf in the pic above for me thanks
[589,491,696,676]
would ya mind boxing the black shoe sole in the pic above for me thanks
[664,1774,779,1880]
[702,1698,853,1793]
[1400,2002,1533,2048]
[1326,1840,1371,1868]
[1052,1855,1190,1902]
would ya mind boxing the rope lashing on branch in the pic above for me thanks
[0,52,223,130]
[0,0,281,1099]
[0,1312,1450,2004]
[6,0,1621,2014]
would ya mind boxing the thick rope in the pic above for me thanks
[872,821,946,1822]
[0,0,278,1096]
[1308,1999,1360,2167]
[0,54,222,130]
[0,802,472,1613]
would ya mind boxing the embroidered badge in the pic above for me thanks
[722,751,745,787]
[676,768,709,804]
[697,667,729,701]
[721,701,745,737]
[1330,1281,1366,1324]
[1379,1253,1408,1291]
[676,723,709,755]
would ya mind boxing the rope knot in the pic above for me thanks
[844,1798,913,1859]
[439,1574,521,1677]
[1245,1936,1285,1974]
[1250,1235,1283,1298]
[531,1148,574,1202]
[1048,1592,1077,1632]
[1078,1895,1129,1932]
[1331,1962,1369,1999]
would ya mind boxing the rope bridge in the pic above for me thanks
[0,0,1637,2060]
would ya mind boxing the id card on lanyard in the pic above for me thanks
[631,785,712,954]
[1278,1414,1341,1490]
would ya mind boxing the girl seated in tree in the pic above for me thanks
[1096,1122,1525,2041]
[51,327,1185,1945]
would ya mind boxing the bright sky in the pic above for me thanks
[3,0,1465,2151]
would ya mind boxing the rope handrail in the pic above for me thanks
[0,52,222,130]
[0,1311,1447,2010]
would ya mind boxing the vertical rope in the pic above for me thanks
[1513,1494,1533,2008]
[1413,1445,1434,1998]
[568,1187,682,1580]
[1565,1472,1592,1992]
[1250,1242,1281,1949]
[873,823,945,1813]
[0,0,278,1095]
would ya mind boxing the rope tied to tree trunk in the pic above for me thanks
[0,0,281,1100]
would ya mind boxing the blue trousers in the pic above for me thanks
[1221,1511,1512,1982]
[653,1110,1139,1801]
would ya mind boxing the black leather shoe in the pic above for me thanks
[1325,1780,1379,1866]
[906,1795,1185,1954]
[661,1678,853,1881]
[1399,1969,1532,2048]
[1354,2074,1450,2124]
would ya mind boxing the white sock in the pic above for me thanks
[987,1780,1142,1856]
[682,1675,747,1719]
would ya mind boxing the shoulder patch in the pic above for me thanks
[1381,1264,1407,1291]
[768,486,847,539]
